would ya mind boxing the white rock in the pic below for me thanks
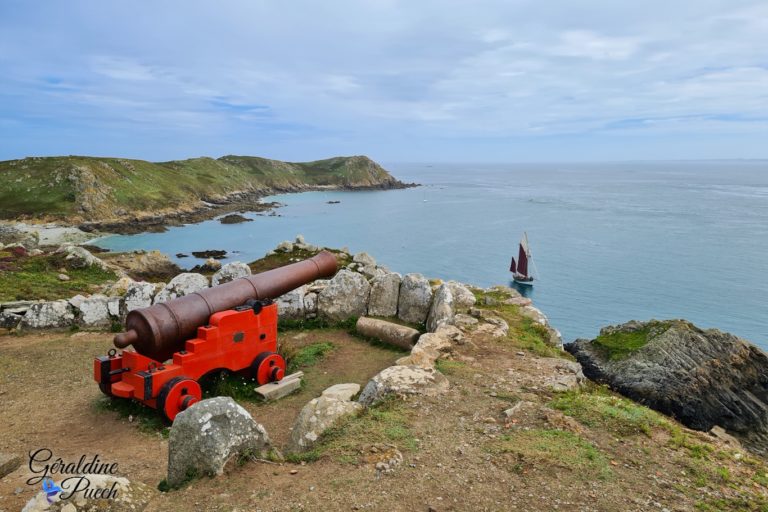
[288,391,362,453]
[153,273,209,304]
[352,252,376,267]
[426,283,454,332]
[397,273,433,324]
[21,300,75,329]
[358,365,450,406]
[276,241,294,253]
[396,332,453,369]
[276,285,307,321]
[446,281,476,311]
[168,397,271,488]
[124,281,155,312]
[78,294,111,326]
[322,383,361,401]
[318,270,370,322]
[211,261,252,286]
[368,273,401,317]
[60,245,109,270]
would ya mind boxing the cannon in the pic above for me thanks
[94,251,338,421]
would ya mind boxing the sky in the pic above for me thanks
[1,0,767,163]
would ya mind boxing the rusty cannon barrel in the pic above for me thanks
[113,251,338,361]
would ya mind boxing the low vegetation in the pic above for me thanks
[0,154,400,222]
[0,253,116,301]
[488,429,613,480]
[592,320,674,360]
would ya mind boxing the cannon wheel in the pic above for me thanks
[251,352,286,386]
[98,382,114,397]
[157,377,202,422]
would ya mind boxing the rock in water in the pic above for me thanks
[167,397,271,488]
[566,319,768,454]
[397,273,433,325]
[318,270,370,321]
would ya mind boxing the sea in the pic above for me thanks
[95,161,768,349]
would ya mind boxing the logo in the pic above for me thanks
[27,449,121,502]
[41,477,62,504]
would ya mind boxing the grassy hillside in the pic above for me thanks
[0,154,404,223]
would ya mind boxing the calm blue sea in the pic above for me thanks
[95,161,768,349]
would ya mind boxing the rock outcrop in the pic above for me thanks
[358,365,449,406]
[318,270,370,321]
[288,384,363,453]
[167,397,272,488]
[566,319,768,455]
[397,273,432,325]
[425,283,454,332]
[21,300,75,329]
[153,273,209,304]
[211,261,252,286]
[367,273,401,317]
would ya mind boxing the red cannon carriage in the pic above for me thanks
[94,252,338,421]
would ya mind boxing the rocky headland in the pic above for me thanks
[0,154,413,234]
[567,319,768,455]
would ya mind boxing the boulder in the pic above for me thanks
[21,300,75,329]
[352,252,376,267]
[288,384,363,453]
[0,224,39,249]
[276,285,307,321]
[304,292,318,317]
[21,474,155,512]
[104,250,180,281]
[396,332,453,368]
[359,265,385,280]
[0,311,23,330]
[566,320,768,455]
[107,297,123,318]
[426,283,454,332]
[77,294,111,327]
[167,397,272,488]
[318,270,370,322]
[211,261,252,286]
[153,273,209,304]
[358,365,449,406]
[276,241,294,253]
[397,273,433,325]
[105,276,135,296]
[453,313,479,329]
[123,282,155,312]
[60,245,108,271]
[445,281,476,311]
[368,273,401,317]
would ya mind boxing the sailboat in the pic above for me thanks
[509,232,535,286]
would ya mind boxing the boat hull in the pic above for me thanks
[512,274,534,286]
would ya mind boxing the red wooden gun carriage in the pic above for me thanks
[94,252,337,421]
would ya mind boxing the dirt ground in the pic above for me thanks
[2,322,768,512]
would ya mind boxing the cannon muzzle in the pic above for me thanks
[113,251,338,361]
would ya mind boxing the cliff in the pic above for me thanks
[0,154,408,227]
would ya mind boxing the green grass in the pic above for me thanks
[592,321,678,360]
[489,429,612,480]
[0,254,117,301]
[550,385,671,437]
[472,288,565,358]
[0,155,399,221]
[284,341,336,374]
[94,395,171,437]
[435,359,466,375]
[301,397,417,463]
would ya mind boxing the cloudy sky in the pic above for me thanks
[1,0,767,162]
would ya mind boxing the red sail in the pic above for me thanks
[517,243,528,276]
[509,257,516,273]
